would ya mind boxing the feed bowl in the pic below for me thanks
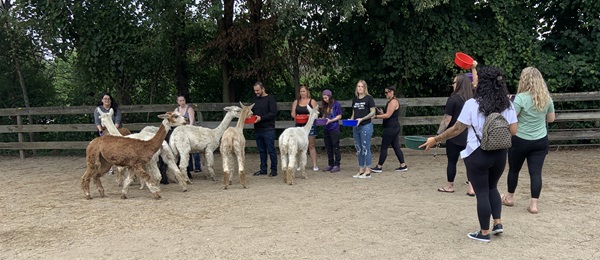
[295,114,309,124]
[341,119,359,127]
[314,118,328,126]
[404,136,428,150]
[244,115,258,124]
[455,52,474,69]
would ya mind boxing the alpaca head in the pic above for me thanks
[223,106,243,119]
[239,102,255,120]
[98,107,115,128]
[307,105,320,120]
[158,111,186,127]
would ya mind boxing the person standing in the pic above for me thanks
[436,73,475,196]
[320,89,342,173]
[175,94,202,177]
[94,93,122,136]
[421,66,518,243]
[351,80,376,179]
[252,82,279,177]
[370,85,408,173]
[502,67,555,214]
[291,85,319,171]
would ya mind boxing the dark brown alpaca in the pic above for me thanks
[81,124,167,200]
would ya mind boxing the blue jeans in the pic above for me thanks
[187,153,201,172]
[353,123,373,168]
[255,130,278,173]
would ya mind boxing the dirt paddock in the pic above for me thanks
[0,148,599,259]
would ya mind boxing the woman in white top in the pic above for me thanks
[421,66,518,243]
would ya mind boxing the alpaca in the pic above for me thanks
[169,106,242,181]
[98,109,189,192]
[81,123,167,200]
[220,102,254,189]
[279,105,319,185]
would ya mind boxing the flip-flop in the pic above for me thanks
[466,192,475,197]
[501,194,514,207]
[437,187,455,193]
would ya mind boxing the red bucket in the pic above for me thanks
[455,52,474,69]
[244,115,258,124]
[295,114,309,124]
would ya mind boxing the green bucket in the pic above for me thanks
[404,136,428,150]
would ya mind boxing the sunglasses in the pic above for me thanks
[384,91,391,94]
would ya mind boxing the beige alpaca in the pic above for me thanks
[98,109,189,191]
[220,102,254,189]
[169,106,242,181]
[279,105,319,185]
[81,123,167,200]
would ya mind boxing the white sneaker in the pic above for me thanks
[358,173,372,179]
[296,166,301,171]
[352,173,364,178]
[313,165,319,171]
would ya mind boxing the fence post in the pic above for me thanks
[17,115,25,159]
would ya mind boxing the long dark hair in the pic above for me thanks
[475,66,511,116]
[97,93,119,111]
[321,95,335,117]
[452,74,474,101]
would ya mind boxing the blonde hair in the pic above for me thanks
[355,80,370,97]
[518,67,551,111]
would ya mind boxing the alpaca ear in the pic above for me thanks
[250,103,255,110]
[239,101,245,107]
[157,113,168,119]
[108,108,114,117]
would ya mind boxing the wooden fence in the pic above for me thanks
[1,92,599,159]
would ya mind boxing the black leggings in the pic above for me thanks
[507,135,549,199]
[324,130,341,167]
[464,148,507,230]
[377,126,405,166]
[446,140,466,182]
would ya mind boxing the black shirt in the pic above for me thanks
[382,99,400,128]
[252,94,278,132]
[352,95,375,126]
[444,94,467,145]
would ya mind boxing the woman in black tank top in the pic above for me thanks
[290,85,319,171]
[370,85,408,173]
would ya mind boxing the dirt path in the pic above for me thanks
[0,148,599,259]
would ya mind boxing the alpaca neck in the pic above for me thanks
[102,117,122,136]
[235,110,251,130]
[214,112,236,136]
[303,111,318,134]
[149,124,167,153]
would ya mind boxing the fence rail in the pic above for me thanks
[2,92,599,158]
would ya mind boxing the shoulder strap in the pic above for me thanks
[471,125,482,144]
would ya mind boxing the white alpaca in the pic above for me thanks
[98,108,189,192]
[220,102,254,189]
[169,106,242,181]
[278,105,319,185]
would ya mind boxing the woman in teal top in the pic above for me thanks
[502,67,555,214]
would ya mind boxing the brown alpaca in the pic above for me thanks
[220,102,254,189]
[81,124,167,200]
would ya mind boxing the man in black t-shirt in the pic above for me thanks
[251,82,279,176]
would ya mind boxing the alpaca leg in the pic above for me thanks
[205,151,216,181]
[134,165,161,199]
[288,152,296,185]
[81,169,94,200]
[115,166,124,187]
[238,150,247,188]
[300,151,308,179]
[92,174,105,198]
[178,148,191,180]
[280,151,289,183]
[162,143,191,189]
[121,171,135,199]
[222,152,231,190]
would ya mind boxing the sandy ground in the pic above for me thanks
[0,148,599,260]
